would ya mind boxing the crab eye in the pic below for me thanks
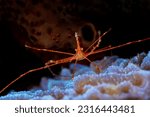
[49,60,54,63]
[75,32,78,38]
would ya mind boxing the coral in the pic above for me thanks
[0,51,150,100]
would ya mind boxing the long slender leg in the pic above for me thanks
[85,28,111,53]
[87,45,111,56]
[25,45,74,56]
[47,67,57,77]
[84,57,102,73]
[47,66,71,78]
[88,37,150,56]
[84,57,92,63]
[0,63,63,94]
[72,60,78,79]
[0,66,46,94]
[0,55,77,94]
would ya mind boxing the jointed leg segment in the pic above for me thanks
[0,29,150,94]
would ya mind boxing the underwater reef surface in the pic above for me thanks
[0,51,150,100]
